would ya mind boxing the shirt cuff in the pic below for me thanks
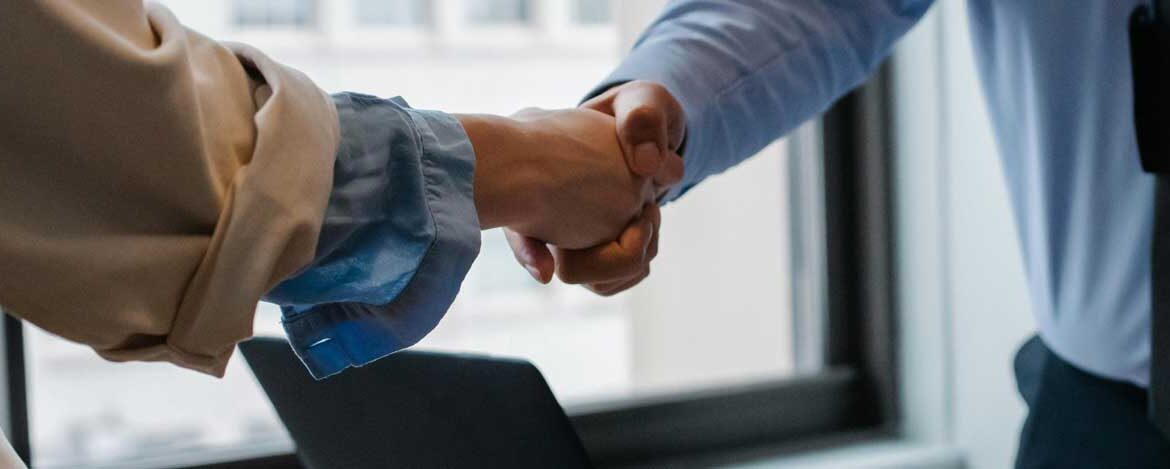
[266,93,481,379]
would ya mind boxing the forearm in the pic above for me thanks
[454,113,542,230]
[265,98,644,377]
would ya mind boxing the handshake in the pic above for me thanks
[458,82,685,295]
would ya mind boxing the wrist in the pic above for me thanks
[456,114,543,230]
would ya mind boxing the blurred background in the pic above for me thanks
[26,1,805,467]
[10,1,1038,468]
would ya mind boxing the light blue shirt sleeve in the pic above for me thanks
[263,92,481,379]
[596,0,933,200]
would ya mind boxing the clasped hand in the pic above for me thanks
[460,81,685,296]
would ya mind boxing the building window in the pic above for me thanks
[14,2,898,468]
[355,0,431,27]
[466,0,531,25]
[571,0,611,25]
[232,0,316,28]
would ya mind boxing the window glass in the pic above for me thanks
[232,0,315,27]
[28,1,820,467]
[355,0,430,27]
[572,0,611,25]
[466,0,531,25]
[29,306,291,468]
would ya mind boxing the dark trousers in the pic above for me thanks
[1014,336,1170,468]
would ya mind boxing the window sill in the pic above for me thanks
[724,440,964,469]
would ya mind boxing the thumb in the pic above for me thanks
[584,81,685,178]
[505,229,555,284]
[613,95,671,178]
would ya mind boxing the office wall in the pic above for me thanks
[937,2,1037,468]
[895,2,1036,468]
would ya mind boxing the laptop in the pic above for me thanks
[239,337,592,468]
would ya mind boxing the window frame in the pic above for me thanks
[3,314,29,464]
[2,63,898,468]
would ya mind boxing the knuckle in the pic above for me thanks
[640,81,680,109]
[625,106,664,134]
[606,258,640,280]
[556,266,585,285]
[635,80,667,95]
[586,283,616,297]
[623,191,644,213]
[625,252,649,271]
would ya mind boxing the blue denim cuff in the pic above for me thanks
[267,93,480,379]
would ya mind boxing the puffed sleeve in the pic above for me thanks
[0,1,338,376]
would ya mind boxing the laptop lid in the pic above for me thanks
[239,337,592,469]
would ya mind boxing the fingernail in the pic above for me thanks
[634,143,659,173]
[524,264,544,283]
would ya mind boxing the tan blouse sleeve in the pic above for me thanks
[0,1,340,376]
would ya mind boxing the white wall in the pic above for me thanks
[894,2,1036,468]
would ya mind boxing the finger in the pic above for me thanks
[583,82,686,179]
[591,205,659,294]
[583,82,685,151]
[653,150,685,188]
[588,268,650,297]
[585,204,659,292]
[585,270,640,295]
[647,208,660,261]
[580,85,618,115]
[505,229,554,284]
[647,231,659,261]
[643,203,661,238]
[613,90,671,177]
[555,216,655,285]
[613,82,685,148]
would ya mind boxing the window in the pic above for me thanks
[232,0,315,28]
[572,0,611,25]
[24,307,291,468]
[355,0,430,27]
[466,0,531,25]
[8,1,897,468]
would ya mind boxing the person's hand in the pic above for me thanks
[583,80,686,185]
[458,108,656,255]
[507,81,687,295]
